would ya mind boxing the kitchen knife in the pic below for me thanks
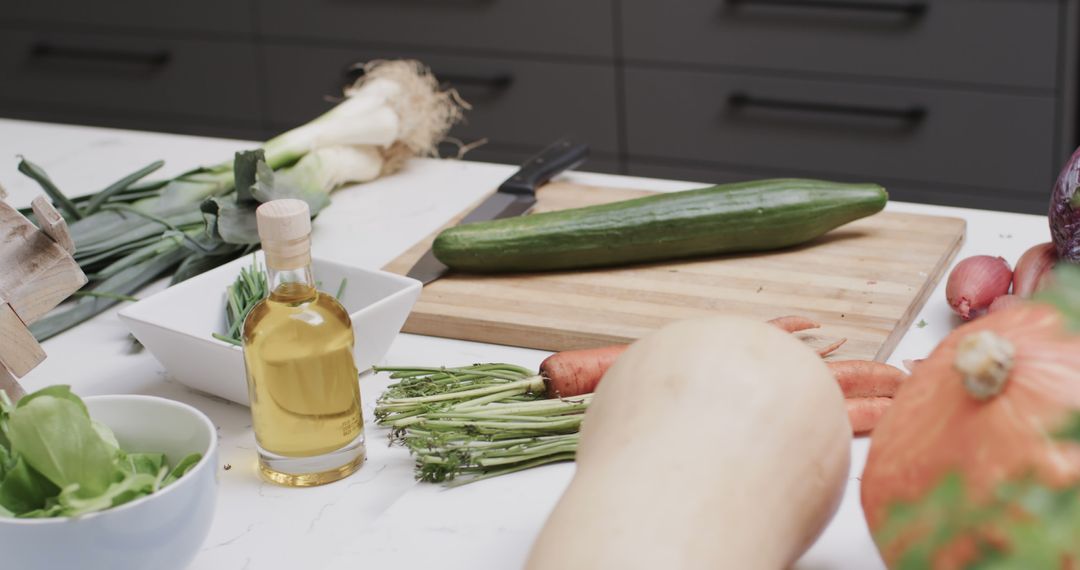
[406,139,589,285]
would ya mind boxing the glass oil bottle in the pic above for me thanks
[243,199,365,486]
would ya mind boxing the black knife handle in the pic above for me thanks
[499,139,589,196]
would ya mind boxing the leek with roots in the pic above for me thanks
[15,60,465,340]
[374,364,589,486]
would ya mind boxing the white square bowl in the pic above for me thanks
[119,253,421,405]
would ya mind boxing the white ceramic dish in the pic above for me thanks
[119,253,421,405]
[0,395,219,570]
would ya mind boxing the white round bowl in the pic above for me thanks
[0,395,219,570]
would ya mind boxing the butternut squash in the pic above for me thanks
[526,316,851,570]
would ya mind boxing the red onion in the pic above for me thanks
[1012,242,1058,297]
[945,256,1013,320]
[1050,145,1080,261]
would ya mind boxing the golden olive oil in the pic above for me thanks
[243,199,365,487]
[244,284,362,452]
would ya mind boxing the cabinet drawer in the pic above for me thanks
[626,160,1046,214]
[262,45,619,153]
[5,0,254,36]
[257,0,612,58]
[622,0,1060,89]
[624,68,1055,193]
[0,32,261,124]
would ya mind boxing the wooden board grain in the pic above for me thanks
[384,182,966,361]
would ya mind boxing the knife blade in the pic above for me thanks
[406,139,589,285]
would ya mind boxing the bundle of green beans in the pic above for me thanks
[375,364,589,485]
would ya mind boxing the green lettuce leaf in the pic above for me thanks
[0,386,203,519]
[16,385,87,415]
[56,471,159,517]
[0,456,59,516]
[124,453,166,477]
[7,395,119,498]
[162,453,203,487]
[92,420,120,451]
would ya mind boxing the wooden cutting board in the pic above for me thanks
[384,183,966,361]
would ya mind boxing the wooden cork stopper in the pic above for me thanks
[256,199,312,270]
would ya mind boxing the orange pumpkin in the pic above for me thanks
[861,302,1080,567]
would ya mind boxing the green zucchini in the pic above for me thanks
[433,178,887,273]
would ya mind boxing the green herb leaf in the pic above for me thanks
[215,256,268,344]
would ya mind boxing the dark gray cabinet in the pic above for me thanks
[258,0,614,59]
[5,0,255,36]
[622,0,1061,89]
[0,31,261,125]
[0,0,1076,213]
[624,67,1057,193]
[261,45,620,155]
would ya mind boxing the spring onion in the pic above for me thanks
[19,60,466,340]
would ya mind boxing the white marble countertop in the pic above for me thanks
[0,118,1053,569]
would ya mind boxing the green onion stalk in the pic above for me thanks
[374,364,590,486]
[18,60,466,340]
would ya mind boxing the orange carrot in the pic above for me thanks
[847,397,893,435]
[541,315,846,398]
[540,345,627,398]
[767,315,820,333]
[828,360,906,398]
[817,338,847,357]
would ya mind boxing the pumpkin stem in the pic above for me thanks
[954,331,1015,400]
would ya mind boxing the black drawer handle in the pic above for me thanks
[727,0,928,18]
[29,42,171,67]
[728,93,927,124]
[437,72,514,91]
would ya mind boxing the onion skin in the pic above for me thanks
[1050,145,1080,262]
[987,294,1022,314]
[945,256,1013,320]
[1012,242,1057,297]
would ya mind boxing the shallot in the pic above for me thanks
[945,256,1013,320]
[988,294,1023,313]
[1012,242,1057,297]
